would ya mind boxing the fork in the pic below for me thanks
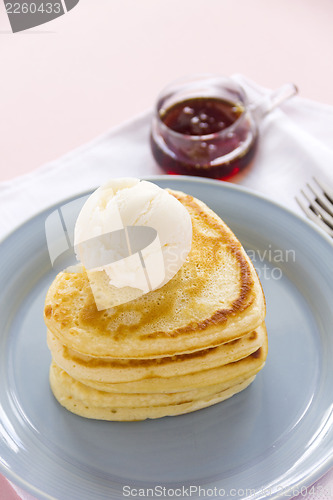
[296,177,333,237]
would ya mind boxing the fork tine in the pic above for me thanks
[313,177,333,203]
[296,193,333,237]
[313,177,333,206]
[307,182,333,218]
[304,186,333,228]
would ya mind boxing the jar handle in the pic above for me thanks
[249,83,298,122]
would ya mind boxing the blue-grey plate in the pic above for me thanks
[1,177,333,500]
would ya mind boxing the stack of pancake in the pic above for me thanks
[44,190,267,421]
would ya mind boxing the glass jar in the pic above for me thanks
[150,75,297,180]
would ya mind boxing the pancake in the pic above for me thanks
[44,189,266,359]
[75,330,267,393]
[47,324,265,384]
[50,361,257,408]
[50,362,256,421]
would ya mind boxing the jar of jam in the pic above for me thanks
[150,75,297,180]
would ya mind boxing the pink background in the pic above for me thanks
[1,1,333,498]
[1,0,333,182]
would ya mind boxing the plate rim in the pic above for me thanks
[1,175,333,249]
[1,175,333,500]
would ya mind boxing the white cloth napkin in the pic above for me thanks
[1,76,333,500]
[1,75,333,242]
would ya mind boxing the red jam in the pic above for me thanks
[151,96,257,180]
[161,97,242,136]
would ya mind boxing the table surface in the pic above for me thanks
[1,1,333,499]
[1,0,333,183]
